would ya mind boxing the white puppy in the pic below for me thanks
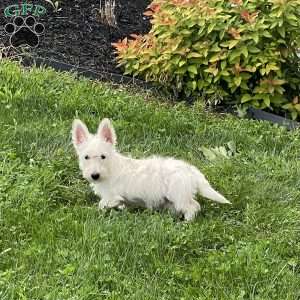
[72,118,230,221]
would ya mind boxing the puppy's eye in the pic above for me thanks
[84,155,90,160]
[101,155,106,159]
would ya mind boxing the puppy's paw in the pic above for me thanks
[117,204,126,210]
[98,198,124,210]
[98,199,110,210]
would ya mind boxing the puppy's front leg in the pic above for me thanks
[98,196,125,210]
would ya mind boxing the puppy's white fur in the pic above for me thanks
[72,118,230,221]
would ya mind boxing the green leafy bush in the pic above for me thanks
[113,0,300,119]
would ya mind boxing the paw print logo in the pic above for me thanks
[4,16,45,48]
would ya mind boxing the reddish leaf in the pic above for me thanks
[144,3,161,16]
[172,0,195,6]
[228,27,241,39]
[230,0,243,6]
[240,10,259,23]
[111,38,129,52]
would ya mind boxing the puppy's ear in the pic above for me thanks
[72,119,89,149]
[97,118,117,145]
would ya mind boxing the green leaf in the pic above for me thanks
[219,30,225,40]
[228,40,240,49]
[171,56,181,65]
[294,104,300,112]
[192,80,197,90]
[200,146,217,161]
[241,94,252,103]
[276,9,283,18]
[229,49,242,62]
[252,33,259,44]
[175,66,187,74]
[240,82,249,90]
[187,80,197,90]
[209,54,220,63]
[286,13,298,22]
[234,76,242,87]
[200,146,232,161]
[265,63,279,74]
[205,66,219,76]
[181,29,191,35]
[179,60,186,67]
[282,103,293,110]
[199,19,205,27]
[187,19,197,28]
[260,68,266,76]
[187,52,202,58]
[263,31,273,38]
[207,23,215,34]
[197,80,204,89]
[198,26,205,36]
[263,95,270,107]
[211,43,221,52]
[241,46,248,58]
[206,88,216,94]
[221,61,227,70]
[287,19,297,26]
[240,73,251,80]
[188,65,198,74]
[278,27,285,38]
[220,41,229,48]
[220,70,230,76]
[291,111,298,120]
[248,46,260,53]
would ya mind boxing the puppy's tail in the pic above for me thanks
[194,169,231,204]
[198,183,231,204]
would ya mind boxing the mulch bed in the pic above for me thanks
[0,0,151,74]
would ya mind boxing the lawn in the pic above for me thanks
[0,60,300,300]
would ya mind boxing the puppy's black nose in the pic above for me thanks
[91,173,100,180]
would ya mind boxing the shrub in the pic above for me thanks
[112,0,300,120]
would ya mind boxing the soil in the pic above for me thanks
[0,0,151,74]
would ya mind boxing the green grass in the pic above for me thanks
[0,60,300,300]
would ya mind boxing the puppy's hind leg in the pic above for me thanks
[183,199,201,221]
[166,175,201,221]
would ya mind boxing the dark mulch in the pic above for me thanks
[0,0,151,74]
